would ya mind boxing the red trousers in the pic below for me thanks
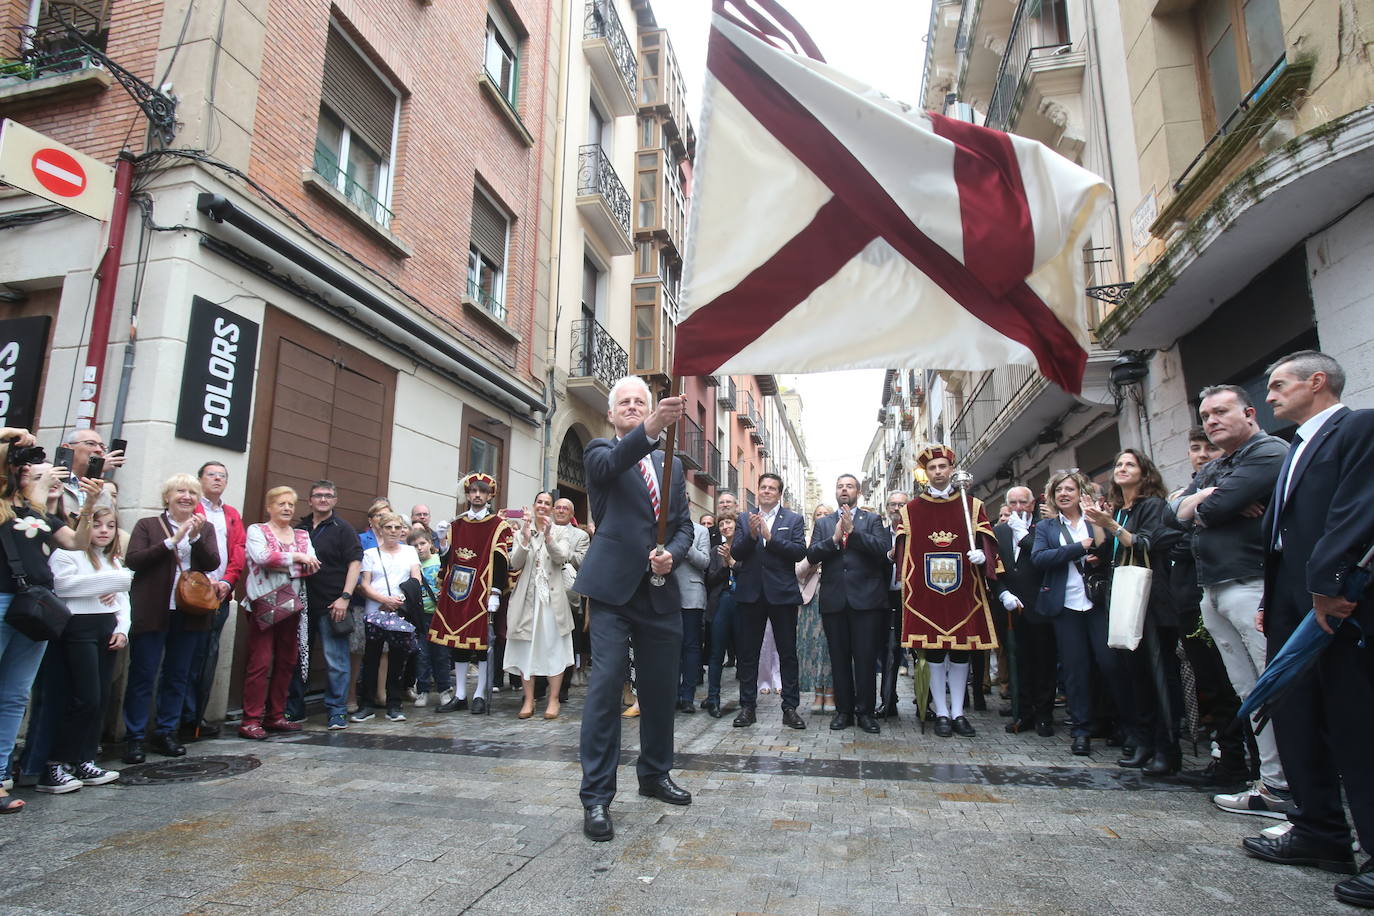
[241,613,299,724]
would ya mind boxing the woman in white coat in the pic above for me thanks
[505,492,575,720]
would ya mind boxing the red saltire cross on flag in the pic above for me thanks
[672,0,1112,395]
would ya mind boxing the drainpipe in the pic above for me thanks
[76,150,135,430]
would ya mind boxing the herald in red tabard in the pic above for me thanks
[897,490,1002,652]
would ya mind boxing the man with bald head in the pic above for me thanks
[994,486,1051,735]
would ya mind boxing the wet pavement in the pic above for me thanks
[0,681,1359,915]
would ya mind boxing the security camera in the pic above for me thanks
[1110,351,1149,387]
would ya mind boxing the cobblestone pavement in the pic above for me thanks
[0,682,1358,915]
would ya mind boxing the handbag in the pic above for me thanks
[1107,544,1153,651]
[0,522,70,641]
[363,549,416,634]
[164,516,218,616]
[247,526,305,630]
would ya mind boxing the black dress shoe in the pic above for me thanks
[638,775,692,805]
[1242,832,1357,874]
[1035,719,1055,737]
[677,700,696,714]
[150,733,186,757]
[1178,760,1250,789]
[1071,735,1091,756]
[470,697,487,715]
[829,712,854,730]
[123,739,146,764]
[874,702,900,720]
[1335,860,1374,907]
[583,804,613,841]
[436,696,468,713]
[197,720,221,739]
[1005,717,1035,734]
[856,714,880,734]
[1143,747,1182,777]
[1117,745,1152,768]
[951,715,976,737]
[703,700,722,718]
[933,716,954,737]
[732,706,756,727]
[781,707,806,729]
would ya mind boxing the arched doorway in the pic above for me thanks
[556,429,589,524]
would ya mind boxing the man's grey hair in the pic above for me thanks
[607,376,652,412]
[886,491,908,501]
[1266,350,1346,397]
[64,429,96,445]
[1004,485,1033,500]
[1197,384,1253,409]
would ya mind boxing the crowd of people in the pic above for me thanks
[0,350,1369,909]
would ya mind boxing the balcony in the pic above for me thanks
[633,149,687,260]
[576,144,633,254]
[728,462,739,496]
[679,416,704,471]
[311,142,395,229]
[0,44,113,105]
[696,441,722,487]
[568,317,628,408]
[755,427,770,455]
[717,376,737,411]
[953,0,1016,107]
[983,1,1081,152]
[637,29,693,157]
[738,393,757,429]
[583,0,636,116]
[703,373,719,387]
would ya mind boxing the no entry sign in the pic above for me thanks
[0,119,114,220]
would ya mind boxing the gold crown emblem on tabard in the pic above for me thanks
[927,531,957,547]
[454,547,477,560]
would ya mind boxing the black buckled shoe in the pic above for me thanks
[638,775,692,806]
[1241,831,1357,874]
[951,715,976,737]
[583,804,613,841]
[856,714,880,734]
[732,706,756,727]
[829,712,854,731]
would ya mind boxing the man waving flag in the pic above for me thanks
[673,0,1111,395]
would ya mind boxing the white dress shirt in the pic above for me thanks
[1282,403,1345,500]
[1062,515,1094,612]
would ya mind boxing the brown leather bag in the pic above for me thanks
[176,570,220,615]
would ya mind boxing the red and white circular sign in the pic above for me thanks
[30,147,86,198]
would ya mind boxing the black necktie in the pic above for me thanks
[1271,431,1304,548]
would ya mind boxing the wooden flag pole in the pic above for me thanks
[650,375,684,586]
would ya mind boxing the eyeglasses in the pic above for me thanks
[310,493,336,499]
[382,524,406,531]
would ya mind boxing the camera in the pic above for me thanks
[3,438,46,467]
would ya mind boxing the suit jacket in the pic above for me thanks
[994,520,1043,619]
[1030,516,1103,619]
[805,508,890,612]
[672,522,711,610]
[574,424,694,613]
[731,505,808,605]
[1261,406,1374,639]
[125,514,221,635]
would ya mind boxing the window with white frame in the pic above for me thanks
[315,23,400,227]
[468,188,510,322]
[484,5,520,108]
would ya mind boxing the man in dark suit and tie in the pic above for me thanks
[992,486,1050,736]
[575,376,696,842]
[731,473,809,729]
[806,474,891,733]
[1241,351,1374,906]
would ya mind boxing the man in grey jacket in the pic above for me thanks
[674,520,712,712]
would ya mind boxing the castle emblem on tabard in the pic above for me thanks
[924,552,962,595]
[447,565,477,602]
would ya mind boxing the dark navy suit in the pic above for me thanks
[1260,406,1374,854]
[575,425,693,807]
[732,505,808,710]
[994,520,1052,725]
[807,508,890,715]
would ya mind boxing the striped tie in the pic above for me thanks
[639,456,660,519]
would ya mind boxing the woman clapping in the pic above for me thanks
[505,493,575,720]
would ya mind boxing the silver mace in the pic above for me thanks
[952,468,977,554]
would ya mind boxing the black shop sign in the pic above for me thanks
[0,316,51,431]
[175,297,259,452]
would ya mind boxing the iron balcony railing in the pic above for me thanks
[739,392,757,429]
[953,0,983,94]
[577,143,632,240]
[697,441,722,486]
[313,142,394,227]
[717,375,737,410]
[467,278,507,322]
[570,317,627,389]
[947,363,1038,461]
[584,0,636,97]
[984,0,1071,130]
[0,45,101,81]
[918,0,943,105]
[728,462,739,496]
[679,416,704,470]
[755,427,769,455]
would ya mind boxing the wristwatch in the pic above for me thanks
[339,591,353,601]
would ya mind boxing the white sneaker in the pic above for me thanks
[36,763,83,794]
[70,761,119,786]
[436,689,455,707]
[1261,821,1294,839]
[413,692,429,708]
[1214,781,1294,820]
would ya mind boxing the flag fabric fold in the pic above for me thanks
[674,8,1111,394]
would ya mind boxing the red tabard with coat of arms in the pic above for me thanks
[897,492,1002,651]
[430,515,511,650]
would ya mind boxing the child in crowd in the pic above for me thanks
[408,529,452,708]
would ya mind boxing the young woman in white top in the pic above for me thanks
[43,506,134,793]
[354,512,420,722]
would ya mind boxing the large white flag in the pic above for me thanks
[673,2,1111,394]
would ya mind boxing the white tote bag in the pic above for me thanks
[1107,546,1152,651]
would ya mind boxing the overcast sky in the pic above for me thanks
[654,0,933,491]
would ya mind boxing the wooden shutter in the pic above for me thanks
[470,191,508,266]
[320,26,395,157]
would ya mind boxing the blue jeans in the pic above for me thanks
[122,621,200,741]
[314,612,353,717]
[679,608,703,703]
[415,631,451,694]
[182,599,230,726]
[706,592,738,705]
[0,593,48,776]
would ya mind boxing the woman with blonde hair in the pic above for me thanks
[240,487,319,739]
[354,511,420,722]
[0,431,83,812]
[40,506,133,792]
[121,473,219,764]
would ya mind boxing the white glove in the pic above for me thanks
[999,590,1022,612]
[966,548,986,566]
[1007,511,1030,534]
[486,593,501,615]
